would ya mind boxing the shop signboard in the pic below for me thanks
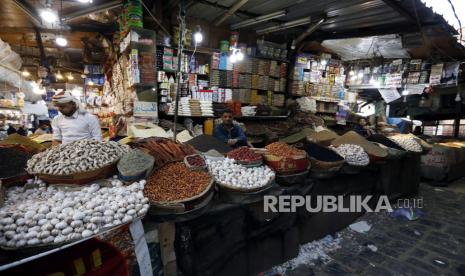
[378,88,401,103]
[429,63,443,85]
[134,101,158,117]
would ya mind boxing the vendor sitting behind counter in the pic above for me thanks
[214,110,248,148]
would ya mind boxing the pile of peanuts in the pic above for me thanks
[265,142,305,158]
[144,162,212,202]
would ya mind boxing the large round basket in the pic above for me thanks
[264,153,310,175]
[148,178,215,214]
[37,162,117,185]
[275,170,309,186]
[217,175,275,193]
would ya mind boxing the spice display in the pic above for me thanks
[367,134,405,151]
[0,133,45,153]
[27,140,130,175]
[265,142,306,158]
[185,154,206,168]
[388,135,422,153]
[331,131,388,158]
[133,137,197,168]
[0,147,31,179]
[307,130,339,146]
[145,162,211,202]
[186,134,232,153]
[207,158,275,190]
[332,144,369,166]
[117,149,155,179]
[304,143,344,162]
[226,146,262,163]
[0,179,149,248]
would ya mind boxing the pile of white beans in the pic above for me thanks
[207,158,275,190]
[333,144,370,166]
[0,178,149,248]
[388,136,422,153]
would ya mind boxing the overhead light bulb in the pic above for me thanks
[320,60,327,66]
[55,36,68,47]
[67,73,74,80]
[77,0,93,3]
[349,70,355,76]
[402,89,409,96]
[88,80,94,86]
[56,71,63,80]
[229,54,237,63]
[236,51,244,61]
[40,8,58,23]
[22,70,30,77]
[194,32,203,44]
[357,72,364,78]
[81,74,86,79]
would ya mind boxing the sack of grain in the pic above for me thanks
[118,149,155,182]
[307,130,339,147]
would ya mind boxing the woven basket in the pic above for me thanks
[38,162,117,185]
[217,175,275,193]
[309,156,345,170]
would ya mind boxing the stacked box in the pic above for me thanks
[239,74,252,89]
[258,76,269,90]
[239,89,251,104]
[279,63,287,78]
[272,94,285,107]
[210,69,220,86]
[258,60,270,75]
[211,52,220,70]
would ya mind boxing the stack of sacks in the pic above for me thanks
[200,101,214,117]
[189,99,202,116]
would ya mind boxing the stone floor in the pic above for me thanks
[270,183,465,276]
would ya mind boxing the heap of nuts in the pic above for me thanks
[226,146,262,164]
[332,144,369,166]
[144,162,211,202]
[265,142,305,158]
[185,154,206,168]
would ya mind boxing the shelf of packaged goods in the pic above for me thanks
[311,97,340,103]
[130,83,158,88]
[163,114,289,120]
[156,44,220,55]
[0,106,21,111]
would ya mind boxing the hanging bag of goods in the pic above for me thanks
[264,142,309,175]
[26,140,130,184]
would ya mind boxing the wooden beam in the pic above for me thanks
[381,0,417,25]
[214,0,249,26]
[61,1,122,22]
[12,0,43,27]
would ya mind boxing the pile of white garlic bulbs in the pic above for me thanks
[27,140,130,175]
[207,158,275,190]
[0,177,149,248]
[388,136,422,153]
[333,144,370,166]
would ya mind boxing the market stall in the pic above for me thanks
[0,0,464,275]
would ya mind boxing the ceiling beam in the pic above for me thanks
[214,0,249,26]
[12,0,43,27]
[295,18,326,47]
[381,0,417,25]
[61,1,122,22]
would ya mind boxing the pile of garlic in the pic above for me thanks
[207,158,275,190]
[388,136,422,153]
[0,178,149,248]
[27,140,130,175]
[333,144,370,166]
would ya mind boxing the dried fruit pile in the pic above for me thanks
[145,162,211,202]
[185,154,206,168]
[265,142,305,158]
[388,135,422,153]
[226,146,262,163]
[133,137,197,168]
[0,179,148,248]
[26,140,130,175]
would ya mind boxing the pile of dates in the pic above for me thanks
[227,147,262,164]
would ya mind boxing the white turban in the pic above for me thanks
[52,91,85,113]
